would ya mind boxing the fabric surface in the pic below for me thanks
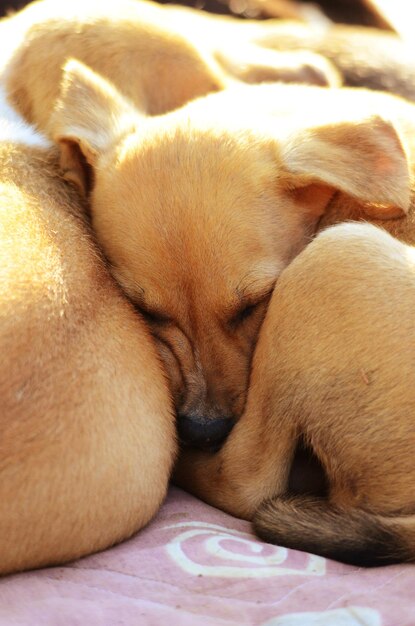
[1,487,414,625]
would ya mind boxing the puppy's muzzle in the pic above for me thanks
[178,414,234,451]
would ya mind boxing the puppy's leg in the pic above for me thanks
[174,409,297,520]
[174,271,305,519]
[215,46,341,86]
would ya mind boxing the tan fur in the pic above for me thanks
[41,67,413,446]
[1,1,412,442]
[0,0,339,131]
[157,84,415,563]
[0,140,176,574]
[0,0,346,573]
[175,223,415,564]
[161,6,415,101]
[4,0,415,564]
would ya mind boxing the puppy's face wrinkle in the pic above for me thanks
[135,287,271,422]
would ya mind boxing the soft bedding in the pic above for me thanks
[1,487,413,625]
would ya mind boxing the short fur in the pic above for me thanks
[41,68,414,445]
[0,0,345,573]
[162,6,415,101]
[2,0,414,437]
[175,222,415,565]
[1,0,339,130]
[0,106,176,574]
[4,0,415,565]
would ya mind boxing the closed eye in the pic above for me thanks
[229,290,274,328]
[133,303,171,325]
[233,303,257,325]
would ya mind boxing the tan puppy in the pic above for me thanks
[1,0,338,131]
[29,63,411,451]
[0,94,175,574]
[1,0,412,447]
[175,221,415,566]
[6,0,415,111]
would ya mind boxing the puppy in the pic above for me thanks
[30,63,411,453]
[0,90,175,574]
[175,221,415,566]
[1,0,338,131]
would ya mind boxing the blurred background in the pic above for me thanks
[0,0,399,30]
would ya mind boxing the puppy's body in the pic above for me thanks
[7,0,415,114]
[240,20,415,100]
[0,0,226,125]
[0,95,176,574]
[1,0,339,133]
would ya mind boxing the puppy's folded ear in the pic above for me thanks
[51,59,138,196]
[279,115,411,220]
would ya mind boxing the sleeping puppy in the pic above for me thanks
[4,0,415,120]
[0,91,175,575]
[0,0,338,131]
[7,55,415,566]
[36,62,414,452]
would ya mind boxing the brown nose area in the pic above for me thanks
[177,414,235,451]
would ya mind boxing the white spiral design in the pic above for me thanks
[164,521,326,578]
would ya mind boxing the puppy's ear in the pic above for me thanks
[51,59,138,196]
[279,115,411,220]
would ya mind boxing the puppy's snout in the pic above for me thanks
[178,414,234,451]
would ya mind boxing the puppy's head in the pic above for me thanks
[52,61,410,449]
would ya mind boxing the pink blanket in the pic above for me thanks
[1,487,414,625]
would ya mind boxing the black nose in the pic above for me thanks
[177,414,234,451]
